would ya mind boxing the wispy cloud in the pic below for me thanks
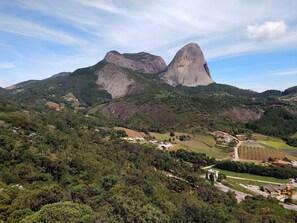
[246,21,288,41]
[271,69,297,76]
[0,62,15,69]
[0,12,82,44]
[0,0,296,91]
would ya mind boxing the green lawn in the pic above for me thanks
[212,168,288,184]
[258,140,296,149]
[226,177,270,187]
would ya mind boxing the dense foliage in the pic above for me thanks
[247,108,297,146]
[169,149,216,168]
[215,160,297,179]
[0,97,296,222]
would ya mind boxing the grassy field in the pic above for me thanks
[150,132,230,159]
[291,132,297,139]
[258,140,296,149]
[252,133,296,149]
[225,178,266,187]
[211,168,288,184]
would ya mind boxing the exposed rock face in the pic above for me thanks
[104,51,166,74]
[221,108,263,122]
[96,64,142,98]
[161,43,214,86]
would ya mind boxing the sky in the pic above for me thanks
[0,0,297,92]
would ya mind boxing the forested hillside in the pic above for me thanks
[0,98,296,222]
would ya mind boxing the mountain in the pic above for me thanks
[5,43,297,132]
[6,80,39,90]
[104,50,166,74]
[51,72,71,78]
[161,43,214,86]
[96,63,143,98]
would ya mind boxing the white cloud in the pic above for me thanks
[0,63,15,69]
[0,0,297,90]
[0,12,82,44]
[246,21,288,41]
[271,69,297,76]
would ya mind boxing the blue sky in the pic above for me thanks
[0,0,296,92]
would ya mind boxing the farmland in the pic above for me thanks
[252,133,296,149]
[115,128,231,159]
[238,144,290,161]
[149,132,231,159]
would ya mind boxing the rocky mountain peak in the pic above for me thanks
[95,64,142,98]
[161,43,214,86]
[104,50,166,74]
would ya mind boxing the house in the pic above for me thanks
[290,160,297,168]
[206,169,219,182]
[123,137,134,142]
[149,140,158,144]
[158,142,173,150]
[261,184,295,195]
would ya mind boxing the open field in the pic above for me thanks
[252,133,296,149]
[280,149,297,158]
[239,145,290,161]
[249,134,297,160]
[225,178,266,187]
[258,140,296,149]
[116,128,230,159]
[211,168,288,184]
[150,132,230,159]
[114,127,145,138]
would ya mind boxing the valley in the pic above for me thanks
[0,43,297,222]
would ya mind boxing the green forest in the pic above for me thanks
[0,97,296,223]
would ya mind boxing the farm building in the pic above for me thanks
[261,184,295,195]
[158,142,173,150]
[290,160,297,167]
[206,169,219,182]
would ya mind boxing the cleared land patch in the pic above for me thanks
[238,144,289,161]
[114,127,145,138]
[212,168,288,184]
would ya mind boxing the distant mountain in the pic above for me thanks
[6,80,39,90]
[5,43,297,132]
[51,72,71,78]
[161,43,214,86]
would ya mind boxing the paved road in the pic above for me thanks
[226,176,282,185]
[201,165,215,170]
[214,182,249,202]
[279,203,297,211]
[233,140,250,161]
